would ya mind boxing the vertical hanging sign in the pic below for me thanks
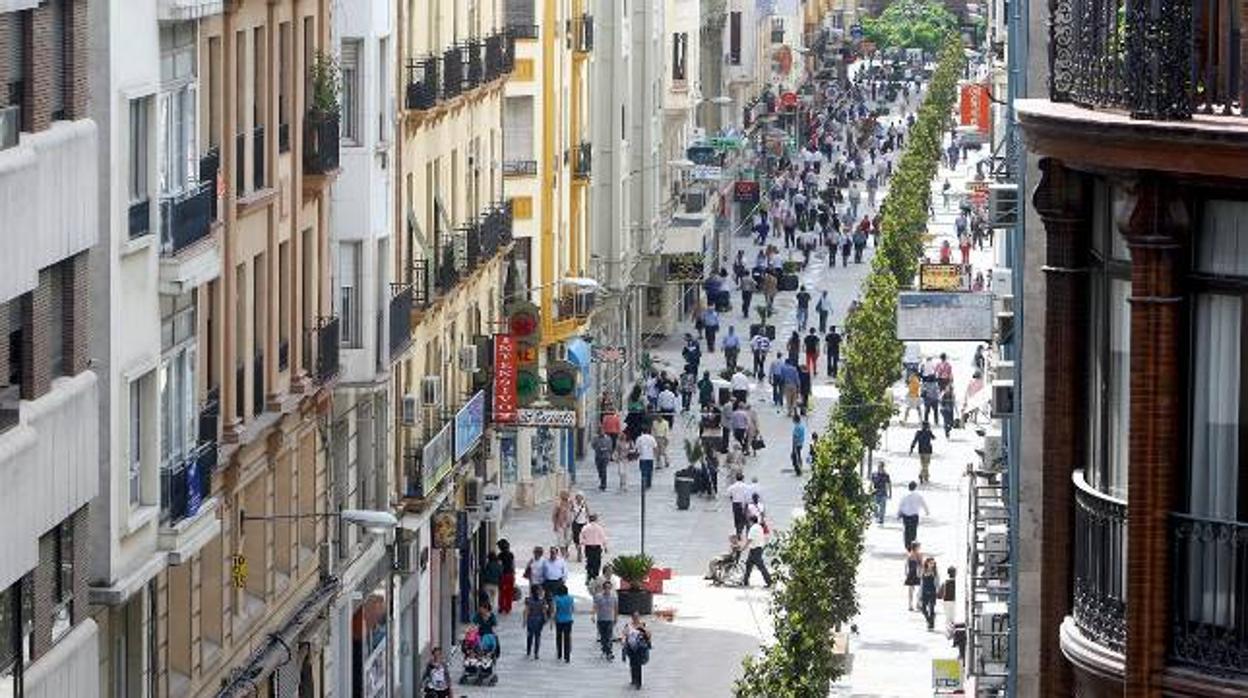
[493,333,518,423]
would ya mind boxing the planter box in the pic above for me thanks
[782,260,801,274]
[778,274,800,291]
[617,588,654,616]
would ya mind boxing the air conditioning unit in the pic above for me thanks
[394,531,420,575]
[983,524,1009,577]
[993,360,1015,382]
[464,476,482,508]
[981,433,1004,471]
[991,379,1015,418]
[421,375,442,406]
[401,394,419,426]
[992,268,1012,292]
[458,346,479,373]
[988,184,1019,228]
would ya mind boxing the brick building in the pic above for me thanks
[1015,1,1248,696]
[0,1,101,697]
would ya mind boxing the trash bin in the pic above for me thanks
[675,477,694,510]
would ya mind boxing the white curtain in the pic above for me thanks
[1189,294,1241,627]
[1107,279,1131,499]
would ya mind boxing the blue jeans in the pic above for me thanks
[875,494,889,524]
[640,459,654,489]
[796,307,808,329]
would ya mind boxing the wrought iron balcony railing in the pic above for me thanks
[128,199,151,239]
[503,159,537,176]
[314,316,341,384]
[159,441,218,526]
[508,24,539,40]
[406,56,441,111]
[573,141,592,178]
[411,258,432,309]
[573,14,594,53]
[160,180,214,255]
[1049,0,1244,120]
[443,46,464,99]
[389,283,414,361]
[253,125,265,190]
[1071,470,1128,654]
[199,147,219,221]
[465,39,484,90]
[1169,511,1248,679]
[303,112,340,175]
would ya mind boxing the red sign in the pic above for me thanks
[493,334,518,423]
[734,180,760,204]
[780,92,799,109]
[960,83,992,134]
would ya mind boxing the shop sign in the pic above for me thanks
[493,334,518,423]
[422,423,454,496]
[733,180,761,204]
[689,164,723,181]
[454,391,486,460]
[592,345,628,363]
[919,263,968,292]
[431,509,458,548]
[231,554,248,589]
[709,136,743,151]
[932,658,963,693]
[780,91,799,109]
[514,408,577,427]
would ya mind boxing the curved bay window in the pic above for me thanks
[1174,199,1248,679]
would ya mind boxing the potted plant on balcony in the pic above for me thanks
[612,553,655,615]
[305,52,341,173]
[310,52,341,120]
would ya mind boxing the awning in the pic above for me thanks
[661,214,709,255]
[566,338,593,397]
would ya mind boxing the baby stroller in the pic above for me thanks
[706,535,747,587]
[458,627,498,686]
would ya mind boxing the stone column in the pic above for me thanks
[1031,157,1093,698]
[1117,175,1187,698]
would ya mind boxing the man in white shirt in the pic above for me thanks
[635,426,658,490]
[731,369,750,403]
[897,481,930,550]
[742,515,773,587]
[726,473,750,536]
[541,546,568,599]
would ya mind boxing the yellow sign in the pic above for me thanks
[231,554,248,589]
[920,264,966,292]
[932,658,963,692]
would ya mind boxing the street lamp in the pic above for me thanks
[240,508,400,536]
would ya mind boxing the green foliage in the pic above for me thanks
[310,52,341,117]
[610,554,654,586]
[734,38,964,697]
[862,0,959,53]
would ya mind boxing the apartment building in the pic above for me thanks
[76,0,345,694]
[0,2,99,696]
[393,0,513,684]
[661,0,700,210]
[322,0,399,695]
[501,0,592,505]
[1014,1,1248,696]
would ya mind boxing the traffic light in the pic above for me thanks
[505,301,541,406]
[546,360,578,409]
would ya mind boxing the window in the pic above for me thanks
[339,242,361,347]
[671,33,687,81]
[0,577,34,698]
[502,96,534,165]
[377,37,388,144]
[771,18,785,44]
[160,293,198,478]
[278,23,290,142]
[159,23,198,197]
[130,99,150,203]
[1086,182,1131,499]
[51,522,74,643]
[341,39,361,144]
[208,37,220,148]
[729,12,742,65]
[129,379,143,507]
[0,12,26,145]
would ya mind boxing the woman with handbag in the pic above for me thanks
[621,612,653,689]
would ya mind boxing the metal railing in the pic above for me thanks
[199,148,219,222]
[411,259,431,309]
[406,56,441,111]
[479,200,513,258]
[573,142,592,178]
[1169,511,1248,679]
[389,284,414,361]
[313,316,341,384]
[466,40,484,90]
[1049,0,1244,120]
[1072,470,1128,654]
[253,125,265,190]
[129,199,151,239]
[485,31,513,80]
[303,112,340,175]
[443,46,464,99]
[508,24,539,40]
[159,441,217,525]
[252,353,264,416]
[573,15,594,52]
[234,132,246,194]
[160,181,214,255]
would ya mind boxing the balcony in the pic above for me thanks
[128,199,151,239]
[160,181,214,255]
[157,440,220,564]
[485,31,515,81]
[411,259,432,310]
[198,147,219,221]
[508,24,539,40]
[502,159,537,177]
[465,40,484,90]
[405,56,441,111]
[389,283,414,361]
[303,112,340,176]
[234,132,245,193]
[1049,0,1242,121]
[556,287,596,322]
[479,200,513,258]
[572,142,591,179]
[313,316,341,385]
[252,353,264,416]
[572,15,594,53]
[443,46,465,100]
[1169,512,1248,680]
[156,0,223,21]
[252,125,265,190]
[435,241,460,295]
[1071,470,1128,655]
